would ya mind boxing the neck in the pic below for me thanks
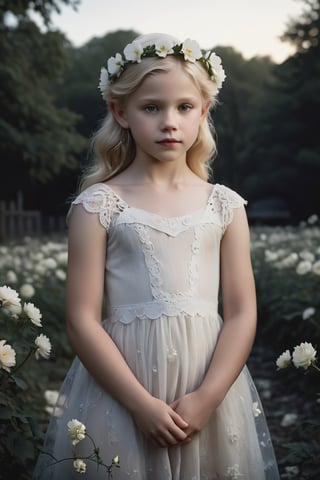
[124,155,197,187]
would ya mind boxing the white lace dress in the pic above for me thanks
[33,183,280,480]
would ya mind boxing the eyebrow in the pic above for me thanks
[138,95,199,103]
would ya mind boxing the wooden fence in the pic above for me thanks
[0,192,66,242]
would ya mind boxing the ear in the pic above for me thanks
[200,101,210,121]
[109,101,129,128]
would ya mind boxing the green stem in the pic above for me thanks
[312,362,320,373]
[11,348,34,375]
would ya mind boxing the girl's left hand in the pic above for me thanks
[170,390,216,444]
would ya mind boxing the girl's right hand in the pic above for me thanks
[131,396,189,447]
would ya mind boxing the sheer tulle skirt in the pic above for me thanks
[33,314,280,479]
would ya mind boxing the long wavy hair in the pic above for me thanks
[79,34,219,192]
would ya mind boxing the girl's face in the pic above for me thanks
[113,62,207,166]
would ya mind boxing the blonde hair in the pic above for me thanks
[79,34,219,192]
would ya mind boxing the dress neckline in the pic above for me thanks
[96,182,216,221]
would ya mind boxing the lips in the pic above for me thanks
[157,138,181,145]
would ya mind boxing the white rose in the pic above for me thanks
[292,342,317,369]
[276,349,291,369]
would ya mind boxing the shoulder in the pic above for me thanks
[72,183,115,211]
[212,183,247,208]
[70,183,125,231]
[211,184,247,233]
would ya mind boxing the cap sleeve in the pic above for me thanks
[212,184,247,233]
[71,183,125,231]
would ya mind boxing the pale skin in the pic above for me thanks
[66,62,257,448]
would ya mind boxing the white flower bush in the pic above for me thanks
[250,220,320,476]
[0,278,54,477]
[0,286,51,367]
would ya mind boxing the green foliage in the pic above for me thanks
[251,223,320,350]
[239,0,320,221]
[251,220,320,479]
[211,46,274,188]
[280,419,320,479]
[0,0,81,26]
[0,220,320,477]
[57,29,139,137]
[0,0,87,192]
[281,0,320,53]
[0,302,50,479]
[0,235,72,479]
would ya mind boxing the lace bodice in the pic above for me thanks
[72,183,246,323]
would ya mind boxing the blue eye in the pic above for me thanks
[179,104,192,112]
[144,105,158,113]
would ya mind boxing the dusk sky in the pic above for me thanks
[50,0,303,63]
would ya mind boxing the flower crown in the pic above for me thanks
[98,38,226,99]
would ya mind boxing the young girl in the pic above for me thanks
[34,33,280,479]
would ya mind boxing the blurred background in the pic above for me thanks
[1,0,319,240]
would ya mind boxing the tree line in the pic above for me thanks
[0,0,319,223]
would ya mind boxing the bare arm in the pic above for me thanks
[65,204,188,446]
[200,205,257,398]
[171,206,257,440]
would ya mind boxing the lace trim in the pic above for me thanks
[210,184,247,233]
[72,182,246,234]
[117,207,216,236]
[132,223,202,302]
[72,184,126,230]
[106,299,218,324]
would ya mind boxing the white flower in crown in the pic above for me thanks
[107,52,124,77]
[207,52,226,89]
[123,40,144,62]
[155,39,175,57]
[181,38,202,62]
[99,67,109,95]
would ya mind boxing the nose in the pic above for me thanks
[160,108,178,131]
